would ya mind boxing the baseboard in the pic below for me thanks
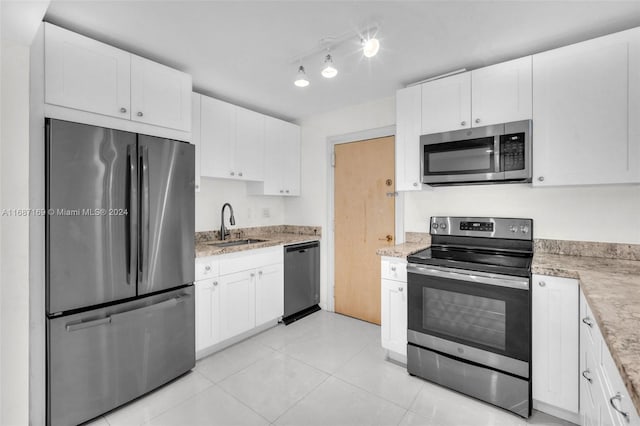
[196,319,279,360]
[533,400,580,424]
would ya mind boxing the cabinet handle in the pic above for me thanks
[538,281,546,287]
[582,369,593,383]
[137,111,144,117]
[609,393,629,421]
[280,190,284,193]
[460,121,466,126]
[285,190,290,194]
[413,182,418,187]
[238,172,243,177]
[230,171,235,176]
[120,107,127,113]
[213,281,218,286]
[250,273,255,278]
[398,287,404,292]
[258,270,263,276]
[390,266,396,272]
[204,265,211,271]
[538,176,545,182]
[582,317,594,328]
[475,118,481,124]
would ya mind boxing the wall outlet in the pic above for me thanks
[262,207,270,219]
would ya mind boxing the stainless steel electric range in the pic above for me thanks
[407,216,533,418]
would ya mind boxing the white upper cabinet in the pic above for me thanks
[533,27,640,186]
[471,56,532,127]
[130,56,191,131]
[235,107,265,181]
[199,95,265,181]
[248,116,301,196]
[395,85,423,191]
[44,23,192,132]
[420,57,532,136]
[421,72,471,135]
[45,23,131,120]
[191,93,201,192]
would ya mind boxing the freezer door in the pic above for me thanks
[137,136,195,295]
[47,286,195,426]
[47,119,138,314]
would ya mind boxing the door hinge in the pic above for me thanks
[331,151,336,167]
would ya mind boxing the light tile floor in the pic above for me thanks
[88,310,576,426]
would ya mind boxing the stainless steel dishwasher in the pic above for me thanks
[283,241,320,324]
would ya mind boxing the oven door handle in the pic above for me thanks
[407,264,529,290]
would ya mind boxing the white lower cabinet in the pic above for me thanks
[532,274,579,418]
[580,290,640,426]
[195,247,284,358]
[380,257,408,357]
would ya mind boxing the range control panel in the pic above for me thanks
[430,217,533,240]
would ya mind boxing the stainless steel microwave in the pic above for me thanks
[421,120,532,185]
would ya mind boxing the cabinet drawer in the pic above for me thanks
[600,343,640,425]
[195,257,219,281]
[381,258,407,282]
[219,246,283,276]
[580,291,602,364]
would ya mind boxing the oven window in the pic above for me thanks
[428,147,491,173]
[423,288,506,350]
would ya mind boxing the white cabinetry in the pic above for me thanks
[421,72,471,135]
[254,263,285,326]
[191,93,201,192]
[420,56,531,135]
[219,270,256,339]
[199,95,265,181]
[532,28,640,186]
[380,257,408,358]
[130,56,191,131]
[248,117,301,196]
[580,290,640,426]
[395,86,423,191]
[195,257,221,355]
[532,274,579,420]
[44,23,191,132]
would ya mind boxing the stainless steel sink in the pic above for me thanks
[205,238,266,248]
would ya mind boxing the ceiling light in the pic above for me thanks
[294,65,310,87]
[362,37,380,58]
[321,54,338,78]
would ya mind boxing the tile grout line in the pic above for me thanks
[269,371,333,425]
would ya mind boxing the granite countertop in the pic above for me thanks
[533,252,640,415]
[376,232,431,258]
[195,225,321,258]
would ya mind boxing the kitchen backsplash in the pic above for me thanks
[196,225,322,243]
[534,239,640,261]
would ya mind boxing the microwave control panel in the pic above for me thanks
[501,133,525,171]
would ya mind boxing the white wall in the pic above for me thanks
[195,177,285,232]
[284,96,397,309]
[0,39,32,426]
[405,183,640,243]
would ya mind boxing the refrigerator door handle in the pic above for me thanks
[65,317,112,332]
[111,294,191,321]
[139,146,150,286]
[127,145,137,285]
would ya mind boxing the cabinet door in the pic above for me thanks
[219,270,255,340]
[261,117,285,195]
[200,95,236,178]
[281,121,301,196]
[195,279,220,353]
[381,278,407,356]
[471,56,532,127]
[396,86,423,191]
[421,72,471,135]
[235,107,265,181]
[191,93,201,192]
[532,275,579,413]
[533,28,640,186]
[255,263,284,326]
[45,23,131,120]
[130,55,192,131]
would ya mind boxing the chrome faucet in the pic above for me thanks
[220,203,236,240]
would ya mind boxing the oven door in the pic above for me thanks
[407,264,530,378]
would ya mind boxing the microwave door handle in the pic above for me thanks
[494,136,501,173]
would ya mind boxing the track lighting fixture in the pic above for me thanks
[294,65,310,87]
[362,37,380,58]
[321,53,338,79]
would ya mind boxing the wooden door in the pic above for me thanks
[334,136,395,324]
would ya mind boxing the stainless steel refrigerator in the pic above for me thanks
[45,119,195,426]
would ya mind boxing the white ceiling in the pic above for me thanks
[44,1,640,122]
